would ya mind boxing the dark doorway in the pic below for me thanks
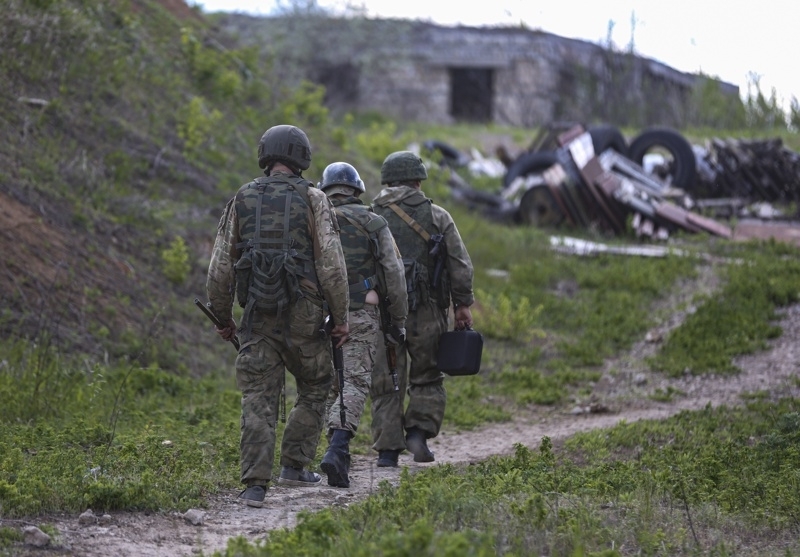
[314,63,360,109]
[449,67,493,122]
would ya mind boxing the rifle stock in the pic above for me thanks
[194,298,240,350]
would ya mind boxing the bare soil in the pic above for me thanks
[9,261,796,556]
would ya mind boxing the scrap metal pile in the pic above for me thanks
[427,124,800,242]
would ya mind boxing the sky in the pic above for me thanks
[193,0,798,109]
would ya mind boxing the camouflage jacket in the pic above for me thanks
[372,185,474,309]
[331,196,408,328]
[206,171,349,327]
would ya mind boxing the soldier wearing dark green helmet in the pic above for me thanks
[206,124,350,507]
[370,150,476,467]
[380,150,428,184]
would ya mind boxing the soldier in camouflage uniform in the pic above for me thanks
[370,151,475,467]
[316,162,408,488]
[206,125,350,508]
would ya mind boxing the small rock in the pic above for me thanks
[633,373,647,386]
[570,406,584,415]
[99,514,113,525]
[183,509,205,526]
[23,526,51,547]
[79,509,97,525]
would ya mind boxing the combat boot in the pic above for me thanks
[237,483,267,507]
[376,449,400,468]
[320,429,351,488]
[277,466,321,487]
[405,427,434,462]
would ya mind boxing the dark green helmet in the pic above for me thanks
[318,162,365,194]
[257,125,312,171]
[380,151,428,185]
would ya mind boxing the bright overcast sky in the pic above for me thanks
[194,0,798,109]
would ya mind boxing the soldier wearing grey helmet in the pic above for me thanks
[206,125,350,507]
[316,162,408,488]
[370,151,475,467]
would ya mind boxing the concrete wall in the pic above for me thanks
[219,15,739,129]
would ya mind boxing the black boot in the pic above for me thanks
[405,427,434,462]
[320,429,351,488]
[376,450,400,467]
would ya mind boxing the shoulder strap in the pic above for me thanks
[387,203,431,242]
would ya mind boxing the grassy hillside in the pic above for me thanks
[3,2,800,555]
[0,0,389,375]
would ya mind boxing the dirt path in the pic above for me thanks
[28,273,800,556]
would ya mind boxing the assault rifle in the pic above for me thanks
[332,335,347,428]
[321,313,347,427]
[378,300,401,392]
[194,298,240,350]
[429,233,446,290]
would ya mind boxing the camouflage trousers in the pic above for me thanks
[235,304,333,486]
[370,299,448,451]
[325,304,380,435]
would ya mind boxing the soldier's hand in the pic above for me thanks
[215,318,237,341]
[454,305,473,331]
[385,323,406,345]
[331,323,349,348]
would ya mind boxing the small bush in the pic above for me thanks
[161,236,190,286]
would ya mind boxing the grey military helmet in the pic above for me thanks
[257,125,312,171]
[318,161,365,194]
[380,151,428,185]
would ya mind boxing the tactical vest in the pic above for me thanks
[373,192,450,311]
[332,197,386,311]
[233,175,319,337]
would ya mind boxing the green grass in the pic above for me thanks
[211,400,800,556]
[5,1,800,554]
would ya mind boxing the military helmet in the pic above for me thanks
[257,125,312,171]
[380,151,428,184]
[318,162,365,194]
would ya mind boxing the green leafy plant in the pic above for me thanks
[161,236,190,286]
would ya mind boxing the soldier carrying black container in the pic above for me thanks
[370,150,475,467]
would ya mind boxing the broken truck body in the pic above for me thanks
[442,124,800,246]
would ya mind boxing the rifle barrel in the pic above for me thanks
[194,298,240,350]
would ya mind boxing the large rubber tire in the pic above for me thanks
[422,139,467,168]
[518,184,566,227]
[587,125,628,157]
[502,151,559,189]
[627,128,697,191]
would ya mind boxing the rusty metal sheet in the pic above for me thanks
[654,202,702,233]
[579,158,624,233]
[732,219,800,246]
[556,125,586,148]
[684,212,733,238]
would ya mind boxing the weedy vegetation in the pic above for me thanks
[2,0,800,555]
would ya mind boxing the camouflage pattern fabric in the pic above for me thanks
[370,185,474,450]
[206,170,349,486]
[330,196,407,326]
[207,171,349,328]
[370,296,448,450]
[236,327,333,483]
[323,196,408,437]
[325,305,380,435]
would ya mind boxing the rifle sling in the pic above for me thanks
[387,203,431,242]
